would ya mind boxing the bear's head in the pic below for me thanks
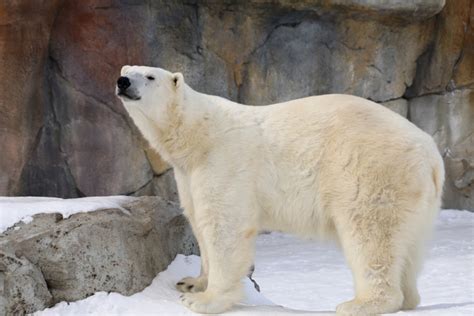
[116,65,184,123]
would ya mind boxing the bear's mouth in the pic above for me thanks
[117,90,141,101]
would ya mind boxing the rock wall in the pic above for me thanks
[0,0,472,210]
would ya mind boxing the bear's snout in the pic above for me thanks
[117,76,131,91]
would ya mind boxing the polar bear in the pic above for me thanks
[116,66,444,315]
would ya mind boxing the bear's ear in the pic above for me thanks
[121,65,131,75]
[172,72,184,89]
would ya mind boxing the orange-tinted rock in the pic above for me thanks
[452,1,474,88]
[0,0,62,194]
[407,0,472,96]
[19,0,155,196]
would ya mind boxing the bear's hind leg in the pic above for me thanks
[180,220,257,313]
[335,212,405,315]
[400,242,423,310]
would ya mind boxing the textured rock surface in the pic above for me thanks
[133,169,179,203]
[0,0,62,195]
[407,0,473,96]
[0,197,198,311]
[0,252,53,315]
[240,19,432,104]
[381,99,408,117]
[409,89,474,211]
[0,0,472,209]
[18,0,154,197]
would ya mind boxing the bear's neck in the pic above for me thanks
[142,85,218,172]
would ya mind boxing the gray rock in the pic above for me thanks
[381,99,408,117]
[0,252,52,316]
[19,123,78,198]
[132,169,179,203]
[151,170,179,203]
[0,197,198,310]
[49,71,154,196]
[240,17,431,104]
[409,89,474,210]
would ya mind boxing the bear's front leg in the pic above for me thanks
[176,214,209,293]
[174,170,210,293]
[176,276,208,293]
[179,205,258,313]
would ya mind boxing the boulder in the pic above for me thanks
[0,252,53,316]
[0,197,198,310]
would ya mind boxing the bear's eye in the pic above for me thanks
[146,76,155,81]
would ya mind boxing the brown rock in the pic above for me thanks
[0,0,62,195]
[407,0,472,96]
[46,1,155,196]
[452,1,474,88]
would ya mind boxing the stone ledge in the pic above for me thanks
[228,0,446,21]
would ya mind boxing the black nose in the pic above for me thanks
[117,76,131,90]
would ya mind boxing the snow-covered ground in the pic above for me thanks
[33,209,474,315]
[0,196,134,233]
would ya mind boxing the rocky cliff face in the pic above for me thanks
[1,0,472,210]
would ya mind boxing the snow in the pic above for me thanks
[32,209,474,315]
[253,210,474,315]
[33,255,295,316]
[0,196,135,233]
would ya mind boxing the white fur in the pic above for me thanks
[117,66,444,315]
